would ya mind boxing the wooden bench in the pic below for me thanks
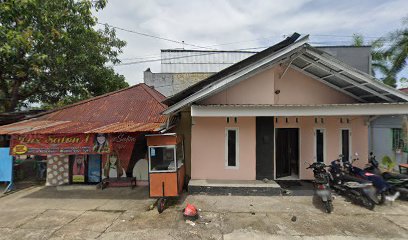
[399,163,408,174]
[100,177,136,190]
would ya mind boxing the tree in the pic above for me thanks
[371,38,398,87]
[0,0,128,112]
[400,77,408,88]
[351,33,398,87]
[351,33,364,47]
[385,17,408,81]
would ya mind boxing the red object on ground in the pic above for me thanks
[184,203,198,217]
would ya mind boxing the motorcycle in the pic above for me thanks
[306,161,333,213]
[346,153,398,204]
[329,155,378,210]
[365,152,407,200]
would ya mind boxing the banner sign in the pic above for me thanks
[0,148,13,182]
[102,133,148,180]
[10,133,111,156]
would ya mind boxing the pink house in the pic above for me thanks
[163,33,408,185]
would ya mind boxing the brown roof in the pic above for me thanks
[0,84,167,135]
[399,88,408,93]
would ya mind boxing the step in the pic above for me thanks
[188,179,282,196]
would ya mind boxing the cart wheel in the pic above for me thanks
[157,198,165,213]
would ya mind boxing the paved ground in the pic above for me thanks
[0,186,407,240]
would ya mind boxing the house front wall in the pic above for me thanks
[191,116,368,180]
[200,66,357,105]
[370,116,407,171]
[190,65,369,181]
[276,116,368,180]
[191,117,256,180]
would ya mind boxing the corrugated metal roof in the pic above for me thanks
[400,88,408,93]
[163,34,408,114]
[291,46,408,103]
[0,84,167,135]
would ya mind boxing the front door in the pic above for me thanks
[276,128,299,179]
[70,154,102,184]
[256,117,274,180]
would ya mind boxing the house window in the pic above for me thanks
[149,146,176,172]
[225,128,239,168]
[341,129,350,162]
[315,129,325,163]
[392,128,404,150]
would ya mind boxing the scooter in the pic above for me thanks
[306,161,333,213]
[346,153,398,204]
[329,155,378,210]
[365,153,407,200]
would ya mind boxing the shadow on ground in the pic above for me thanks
[21,186,150,200]
[278,180,314,196]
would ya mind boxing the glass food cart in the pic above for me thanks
[147,133,185,213]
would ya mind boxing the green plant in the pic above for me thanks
[382,155,396,171]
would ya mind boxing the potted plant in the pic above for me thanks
[382,155,396,172]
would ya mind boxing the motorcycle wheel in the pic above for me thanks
[157,198,165,214]
[324,200,333,213]
[361,196,375,210]
[378,192,386,205]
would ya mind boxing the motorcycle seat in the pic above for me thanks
[340,174,371,184]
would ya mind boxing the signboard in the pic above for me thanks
[102,133,148,179]
[10,133,110,156]
[0,148,12,182]
[72,155,86,183]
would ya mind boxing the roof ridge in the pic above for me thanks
[26,84,144,120]
[139,83,167,108]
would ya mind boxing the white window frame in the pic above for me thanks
[225,127,239,169]
[148,145,177,173]
[339,128,352,161]
[314,128,326,163]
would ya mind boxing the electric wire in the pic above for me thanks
[97,22,215,50]
[99,22,399,64]
[112,46,267,66]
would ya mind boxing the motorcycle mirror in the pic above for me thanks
[369,152,373,156]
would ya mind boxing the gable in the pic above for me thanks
[163,36,408,115]
[200,66,357,105]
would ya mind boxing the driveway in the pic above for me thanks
[0,186,407,239]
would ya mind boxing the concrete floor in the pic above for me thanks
[0,186,407,239]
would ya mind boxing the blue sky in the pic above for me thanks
[95,0,408,85]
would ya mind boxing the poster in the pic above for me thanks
[10,133,111,156]
[102,133,148,180]
[88,155,101,183]
[72,155,85,183]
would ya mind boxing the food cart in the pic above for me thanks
[146,133,185,213]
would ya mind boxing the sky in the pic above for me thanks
[94,0,408,86]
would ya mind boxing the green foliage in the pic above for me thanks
[351,16,408,88]
[381,155,396,171]
[0,0,128,112]
[352,33,364,47]
[400,77,408,88]
[385,18,408,77]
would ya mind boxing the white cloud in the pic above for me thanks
[95,0,408,85]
